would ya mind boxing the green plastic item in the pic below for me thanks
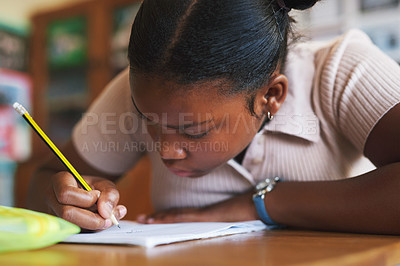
[0,206,80,253]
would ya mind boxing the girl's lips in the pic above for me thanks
[167,167,198,177]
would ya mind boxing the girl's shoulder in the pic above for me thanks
[309,29,400,154]
[290,29,374,66]
[316,29,373,62]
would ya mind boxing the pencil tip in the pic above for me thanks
[118,225,121,229]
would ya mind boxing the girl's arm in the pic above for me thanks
[267,102,400,234]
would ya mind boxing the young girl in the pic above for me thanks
[28,0,400,234]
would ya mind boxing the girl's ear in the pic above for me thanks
[256,74,288,117]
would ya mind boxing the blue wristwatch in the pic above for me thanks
[252,177,283,228]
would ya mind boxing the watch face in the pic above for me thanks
[256,181,268,190]
[256,177,280,191]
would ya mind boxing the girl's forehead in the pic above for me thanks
[131,72,234,97]
[131,75,246,119]
[133,76,234,105]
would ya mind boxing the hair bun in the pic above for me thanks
[282,0,320,10]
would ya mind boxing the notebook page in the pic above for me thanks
[64,220,268,247]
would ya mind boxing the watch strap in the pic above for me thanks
[252,177,285,229]
[253,194,278,226]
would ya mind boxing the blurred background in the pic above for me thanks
[0,0,399,209]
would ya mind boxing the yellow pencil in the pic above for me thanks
[13,102,120,228]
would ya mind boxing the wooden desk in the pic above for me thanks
[1,229,400,266]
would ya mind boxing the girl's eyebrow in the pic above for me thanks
[131,96,213,130]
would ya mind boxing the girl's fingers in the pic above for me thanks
[52,172,100,208]
[114,205,128,220]
[47,190,108,230]
[92,179,121,220]
[53,204,109,230]
[136,214,147,223]
[48,172,126,229]
[136,208,207,224]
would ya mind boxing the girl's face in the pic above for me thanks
[131,74,267,178]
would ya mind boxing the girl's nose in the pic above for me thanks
[159,141,187,160]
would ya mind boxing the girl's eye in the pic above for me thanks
[138,112,146,120]
[184,131,209,139]
[138,112,151,122]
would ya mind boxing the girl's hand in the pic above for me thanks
[136,207,207,224]
[136,191,257,224]
[47,171,127,230]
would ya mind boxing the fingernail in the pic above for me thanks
[105,202,113,217]
[147,218,154,224]
[119,206,127,218]
[137,214,146,223]
[103,219,112,229]
[94,190,101,199]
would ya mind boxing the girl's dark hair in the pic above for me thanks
[128,0,319,114]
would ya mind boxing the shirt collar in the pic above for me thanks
[262,43,320,143]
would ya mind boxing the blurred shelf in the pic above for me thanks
[46,93,87,112]
[29,0,141,152]
[14,0,142,208]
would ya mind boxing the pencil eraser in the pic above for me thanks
[13,102,27,115]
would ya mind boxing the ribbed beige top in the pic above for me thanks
[73,30,400,211]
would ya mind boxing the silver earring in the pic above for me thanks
[267,112,274,121]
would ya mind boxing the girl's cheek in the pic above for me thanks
[145,125,158,141]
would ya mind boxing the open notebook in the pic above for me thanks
[64,220,268,248]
